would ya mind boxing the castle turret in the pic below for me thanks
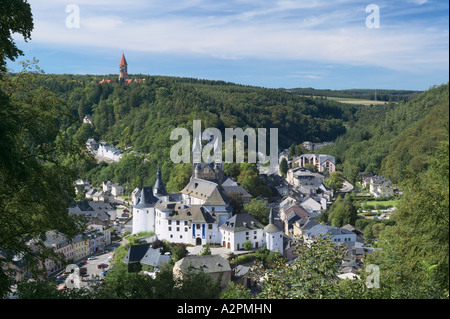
[153,167,168,199]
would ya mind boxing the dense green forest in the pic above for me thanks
[319,83,449,184]
[288,87,422,102]
[9,72,447,193]
[12,72,363,192]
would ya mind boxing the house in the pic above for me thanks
[97,142,123,162]
[370,175,394,198]
[122,243,151,272]
[279,196,299,210]
[173,254,232,288]
[42,230,74,275]
[292,216,318,237]
[85,188,97,200]
[68,200,113,227]
[280,205,309,236]
[221,184,253,204]
[293,154,336,173]
[286,167,325,189]
[111,183,124,197]
[303,224,357,246]
[73,234,90,261]
[102,181,113,193]
[219,213,266,251]
[83,115,93,125]
[122,243,171,272]
[86,138,98,151]
[299,196,323,215]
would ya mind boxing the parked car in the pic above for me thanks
[87,257,97,261]
[97,263,108,269]
[101,270,108,276]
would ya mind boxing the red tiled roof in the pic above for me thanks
[120,53,127,66]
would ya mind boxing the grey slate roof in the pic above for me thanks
[134,186,159,209]
[175,254,231,274]
[264,208,282,233]
[122,243,151,264]
[153,167,168,196]
[219,213,265,233]
[305,224,355,238]
[140,247,171,268]
[181,178,229,206]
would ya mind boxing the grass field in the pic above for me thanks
[325,97,389,105]
[359,199,400,208]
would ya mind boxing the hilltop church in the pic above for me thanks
[96,53,146,84]
[131,145,284,253]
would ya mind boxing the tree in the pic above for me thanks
[249,236,379,299]
[279,157,288,176]
[327,194,358,227]
[200,243,211,256]
[0,0,33,72]
[367,133,449,298]
[243,198,270,224]
[0,65,85,297]
[324,171,344,192]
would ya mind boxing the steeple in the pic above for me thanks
[153,167,168,197]
[119,52,128,81]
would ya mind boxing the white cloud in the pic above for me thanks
[19,0,448,73]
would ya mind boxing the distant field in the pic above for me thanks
[325,97,389,105]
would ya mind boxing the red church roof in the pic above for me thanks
[120,53,127,66]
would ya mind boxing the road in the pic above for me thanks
[62,244,119,289]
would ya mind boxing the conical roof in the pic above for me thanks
[134,186,158,209]
[154,167,168,196]
[264,208,282,233]
[120,53,127,66]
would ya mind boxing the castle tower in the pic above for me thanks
[119,53,128,81]
[264,208,283,254]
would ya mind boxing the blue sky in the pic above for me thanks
[8,0,449,90]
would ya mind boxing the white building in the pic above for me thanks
[131,164,286,254]
[132,187,159,235]
[97,142,123,162]
[219,213,266,251]
[264,209,284,254]
[303,224,357,246]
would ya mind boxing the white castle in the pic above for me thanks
[132,152,283,253]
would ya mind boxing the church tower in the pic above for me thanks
[119,53,128,81]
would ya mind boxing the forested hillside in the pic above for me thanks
[19,73,359,192]
[320,83,449,184]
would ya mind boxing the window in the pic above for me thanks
[208,224,212,230]
[176,221,180,225]
[196,224,201,229]
[169,227,172,231]
[168,220,172,225]
[185,228,188,232]
[176,227,180,232]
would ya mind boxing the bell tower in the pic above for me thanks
[119,53,128,81]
